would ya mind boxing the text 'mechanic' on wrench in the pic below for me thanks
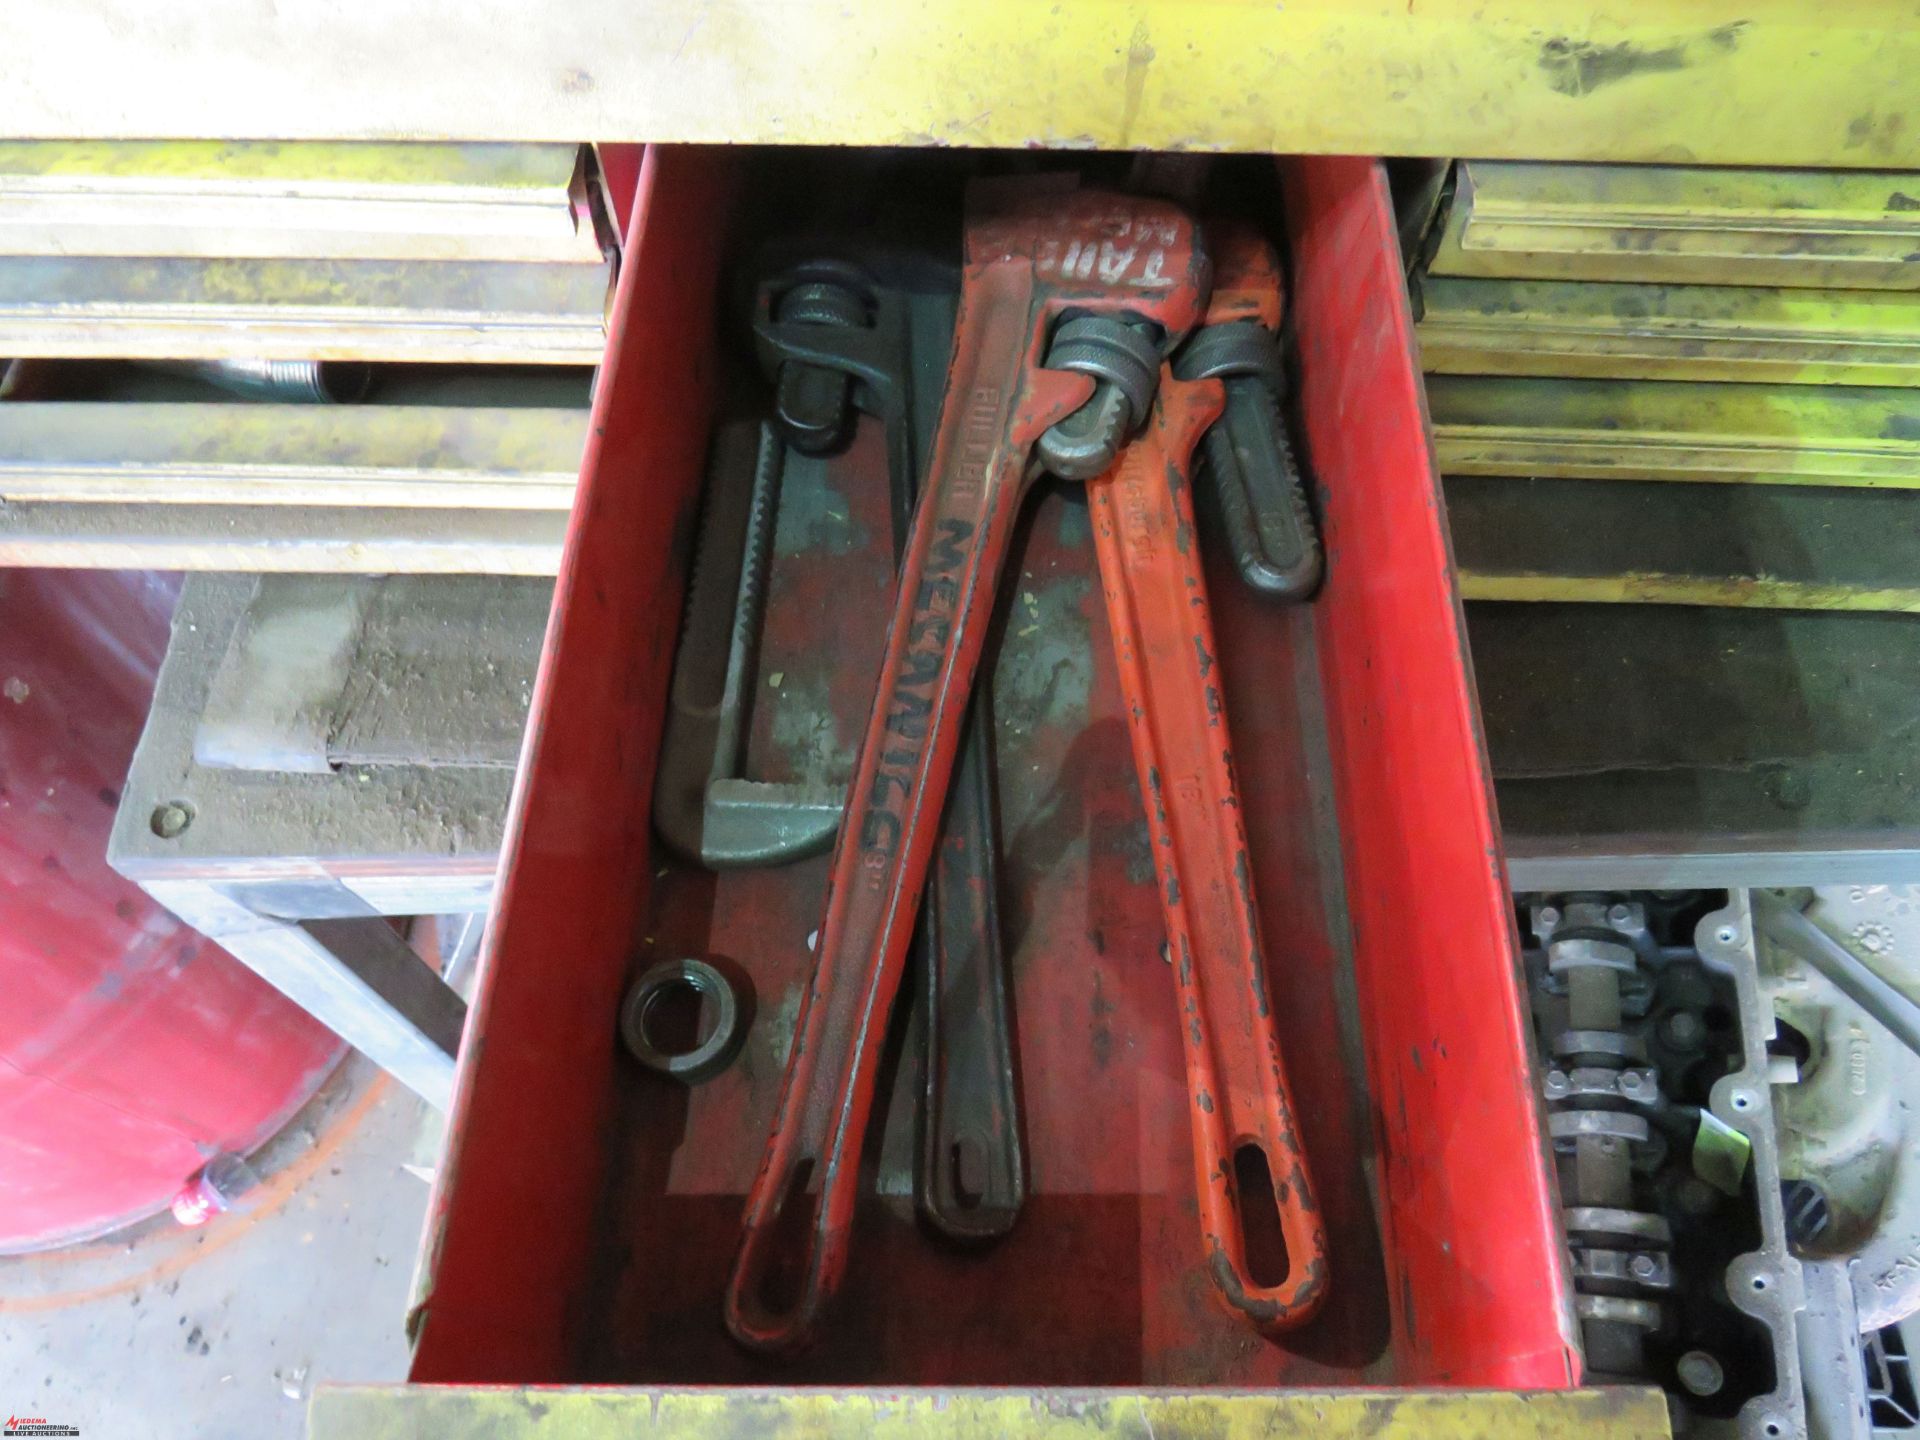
[724,183,1210,1353]
[753,250,1027,1245]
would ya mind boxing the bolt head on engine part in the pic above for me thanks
[1661,1010,1708,1051]
[1677,1349,1726,1397]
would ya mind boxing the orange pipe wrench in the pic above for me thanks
[725,183,1210,1352]
[1083,225,1329,1331]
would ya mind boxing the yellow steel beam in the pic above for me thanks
[1445,474,1920,613]
[1416,278,1920,387]
[0,140,579,189]
[1429,162,1920,289]
[1428,376,1920,487]
[0,141,599,263]
[0,3,1916,164]
[0,502,568,574]
[1459,571,1920,612]
[309,1387,1671,1440]
[0,255,611,363]
[0,403,589,510]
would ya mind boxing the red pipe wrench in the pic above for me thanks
[1083,224,1329,1330]
[725,182,1209,1352]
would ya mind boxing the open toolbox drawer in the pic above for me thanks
[316,148,1654,1434]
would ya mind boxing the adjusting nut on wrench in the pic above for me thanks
[1034,313,1164,480]
[769,272,869,454]
[724,184,1209,1354]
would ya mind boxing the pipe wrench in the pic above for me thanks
[725,182,1209,1352]
[1085,235,1329,1326]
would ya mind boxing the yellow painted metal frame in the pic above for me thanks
[1459,572,1920,614]
[0,255,611,363]
[1416,278,1920,387]
[1430,162,1920,289]
[0,502,568,574]
[308,1386,1671,1440]
[0,403,588,510]
[1428,377,1920,487]
[2,2,1918,164]
[0,140,581,190]
[0,141,602,264]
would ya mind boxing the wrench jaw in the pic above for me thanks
[1179,222,1323,604]
[1087,371,1331,1335]
[723,187,1214,1354]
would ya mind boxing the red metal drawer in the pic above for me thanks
[403,148,1573,1392]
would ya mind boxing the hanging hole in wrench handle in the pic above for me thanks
[724,185,1213,1353]
[1232,1141,1293,1287]
[725,1156,832,1350]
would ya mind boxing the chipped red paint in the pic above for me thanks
[725,183,1211,1353]
[1085,352,1328,1331]
[1281,155,1577,1385]
[409,145,736,1381]
[1198,220,1285,331]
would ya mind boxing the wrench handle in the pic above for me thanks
[724,263,1090,1352]
[918,688,1024,1240]
[1087,375,1330,1331]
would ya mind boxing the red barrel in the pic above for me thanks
[0,569,344,1252]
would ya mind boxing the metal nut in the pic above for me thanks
[619,957,751,1084]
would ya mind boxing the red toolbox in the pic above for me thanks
[329,148,1613,1421]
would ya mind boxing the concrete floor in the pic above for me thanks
[0,1056,433,1440]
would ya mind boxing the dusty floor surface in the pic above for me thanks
[0,1057,432,1440]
